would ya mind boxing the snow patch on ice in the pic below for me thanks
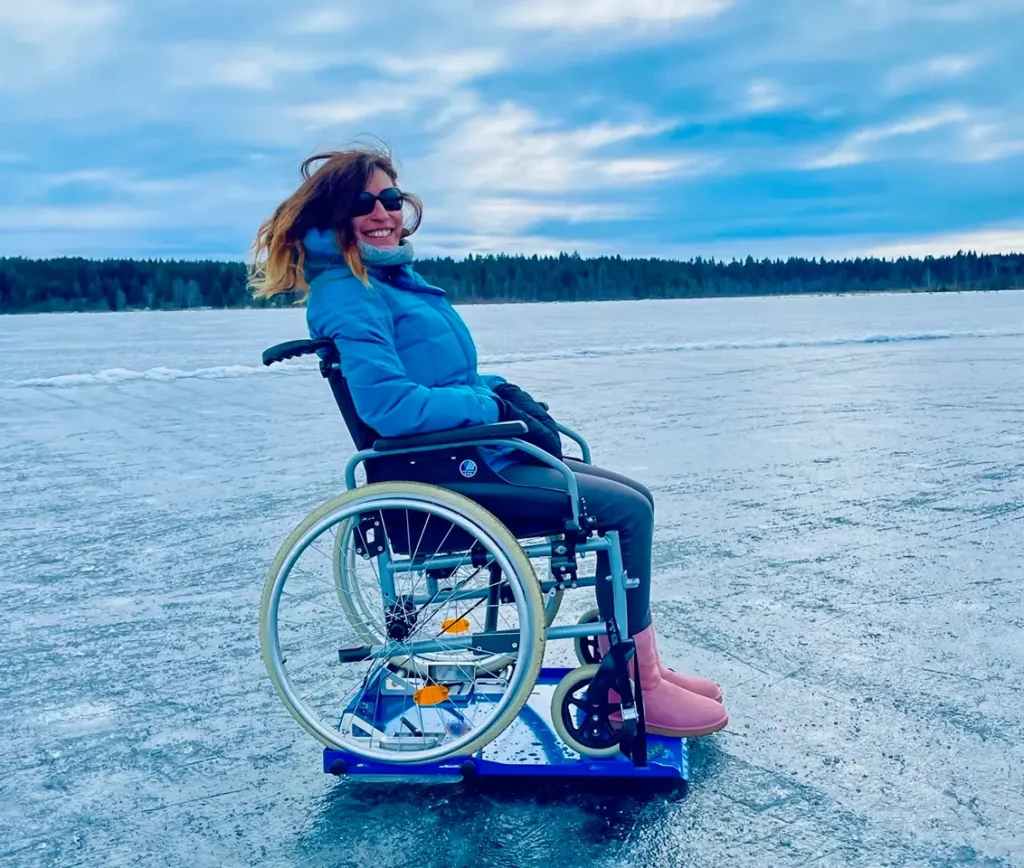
[12,361,318,388]
[35,702,117,734]
[480,328,1024,364]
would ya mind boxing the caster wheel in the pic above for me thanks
[550,664,621,758]
[573,607,604,666]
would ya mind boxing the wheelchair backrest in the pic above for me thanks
[261,337,380,452]
[323,360,379,452]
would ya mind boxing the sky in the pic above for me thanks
[1,0,1023,263]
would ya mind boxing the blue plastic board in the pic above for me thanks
[322,667,689,786]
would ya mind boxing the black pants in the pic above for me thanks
[499,459,655,635]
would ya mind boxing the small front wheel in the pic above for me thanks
[550,664,621,758]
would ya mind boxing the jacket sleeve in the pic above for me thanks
[478,373,508,391]
[309,276,499,437]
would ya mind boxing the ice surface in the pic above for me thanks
[1,291,1022,867]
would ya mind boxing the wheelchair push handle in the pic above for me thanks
[262,338,335,367]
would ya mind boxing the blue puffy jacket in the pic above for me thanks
[303,228,516,469]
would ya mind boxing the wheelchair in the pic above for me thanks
[259,338,652,770]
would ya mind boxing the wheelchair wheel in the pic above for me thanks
[333,520,563,673]
[261,481,545,763]
[550,664,621,758]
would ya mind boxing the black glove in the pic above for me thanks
[491,383,563,459]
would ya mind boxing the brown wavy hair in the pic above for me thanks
[248,142,423,299]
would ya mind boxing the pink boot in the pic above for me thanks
[651,628,724,703]
[603,624,728,738]
[598,625,723,703]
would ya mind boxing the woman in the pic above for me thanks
[249,144,728,738]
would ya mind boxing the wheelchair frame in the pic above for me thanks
[259,338,666,773]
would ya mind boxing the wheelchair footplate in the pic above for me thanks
[322,667,688,789]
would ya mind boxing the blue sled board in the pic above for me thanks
[323,667,688,787]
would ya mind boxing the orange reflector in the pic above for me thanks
[441,617,470,634]
[414,685,449,706]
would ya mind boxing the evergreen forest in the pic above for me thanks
[1,251,1021,314]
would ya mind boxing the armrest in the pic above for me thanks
[530,401,593,464]
[372,421,528,453]
[555,422,592,464]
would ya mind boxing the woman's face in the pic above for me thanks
[352,167,404,248]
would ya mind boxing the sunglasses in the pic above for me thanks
[352,186,404,217]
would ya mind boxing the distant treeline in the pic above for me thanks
[1,251,1022,313]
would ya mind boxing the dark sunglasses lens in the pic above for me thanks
[353,193,376,217]
[378,188,404,211]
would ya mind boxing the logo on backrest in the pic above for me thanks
[459,459,478,478]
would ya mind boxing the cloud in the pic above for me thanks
[373,49,506,82]
[804,106,971,168]
[33,168,123,190]
[596,156,712,180]
[288,49,505,129]
[290,89,418,126]
[804,103,1024,169]
[289,6,355,34]
[168,43,339,90]
[885,54,984,93]
[744,79,788,113]
[841,224,1024,258]
[0,205,158,232]
[569,120,678,148]
[428,91,485,129]
[0,0,120,81]
[33,167,267,201]
[502,0,731,30]
[423,104,702,196]
[0,0,118,49]
[443,198,633,235]
[842,0,1017,27]
[960,123,1024,163]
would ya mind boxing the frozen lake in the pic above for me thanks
[2,291,1022,867]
